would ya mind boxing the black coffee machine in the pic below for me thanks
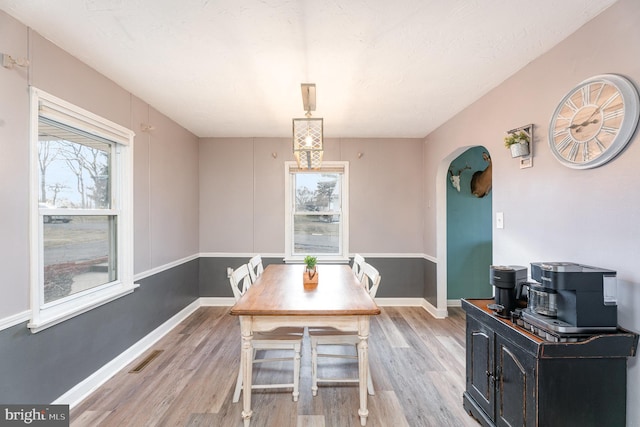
[488,265,528,318]
[519,262,618,338]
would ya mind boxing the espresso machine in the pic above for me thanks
[488,265,528,318]
[518,262,618,341]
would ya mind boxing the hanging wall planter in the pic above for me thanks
[504,124,534,168]
[504,131,530,158]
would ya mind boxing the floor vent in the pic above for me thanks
[129,349,163,373]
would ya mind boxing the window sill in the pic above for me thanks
[283,257,350,264]
[28,283,139,333]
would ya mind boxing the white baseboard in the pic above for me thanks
[374,297,424,306]
[0,310,30,332]
[358,297,448,319]
[199,297,236,306]
[447,299,462,307]
[53,299,201,408]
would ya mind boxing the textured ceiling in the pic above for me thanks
[0,0,617,138]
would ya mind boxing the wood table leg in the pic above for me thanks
[240,316,253,427]
[357,316,370,426]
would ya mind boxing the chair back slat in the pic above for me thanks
[230,264,252,301]
[352,254,365,281]
[248,254,264,283]
[361,262,381,298]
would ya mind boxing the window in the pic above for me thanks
[285,161,349,262]
[29,88,137,333]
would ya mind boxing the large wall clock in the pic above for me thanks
[548,74,639,169]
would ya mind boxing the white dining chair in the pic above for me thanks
[229,264,303,402]
[309,261,381,396]
[351,253,365,281]
[247,254,264,283]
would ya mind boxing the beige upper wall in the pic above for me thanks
[0,12,30,317]
[423,0,640,422]
[29,30,132,131]
[199,137,424,254]
[0,11,200,319]
[343,138,424,254]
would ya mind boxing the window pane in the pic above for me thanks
[43,216,117,303]
[293,214,340,254]
[294,173,340,212]
[39,119,111,209]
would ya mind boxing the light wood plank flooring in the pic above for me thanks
[70,306,478,427]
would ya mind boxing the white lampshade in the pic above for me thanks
[293,117,323,169]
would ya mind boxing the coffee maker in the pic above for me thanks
[488,265,528,318]
[519,262,618,340]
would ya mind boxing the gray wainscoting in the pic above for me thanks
[199,256,438,301]
[199,256,286,297]
[0,259,199,404]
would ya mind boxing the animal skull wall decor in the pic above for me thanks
[448,165,471,192]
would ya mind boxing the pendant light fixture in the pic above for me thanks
[293,83,323,169]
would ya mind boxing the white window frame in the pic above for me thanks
[28,87,138,333]
[284,161,349,263]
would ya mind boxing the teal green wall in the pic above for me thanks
[447,146,493,300]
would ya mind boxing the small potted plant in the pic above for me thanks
[504,130,530,158]
[303,255,318,288]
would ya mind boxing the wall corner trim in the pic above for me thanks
[421,299,448,319]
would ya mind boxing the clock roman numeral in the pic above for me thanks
[604,108,624,121]
[556,135,573,152]
[568,141,579,161]
[593,136,606,152]
[565,98,579,112]
[554,128,569,138]
[581,86,591,106]
[592,82,605,104]
[602,126,619,135]
[600,92,620,110]
[583,141,590,162]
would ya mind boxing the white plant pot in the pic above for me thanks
[510,142,530,158]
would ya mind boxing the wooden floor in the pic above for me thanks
[70,306,479,427]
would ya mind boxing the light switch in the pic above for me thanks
[496,212,504,229]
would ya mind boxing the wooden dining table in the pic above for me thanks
[230,263,381,426]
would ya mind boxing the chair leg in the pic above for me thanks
[367,362,374,396]
[360,342,375,395]
[311,337,319,396]
[232,363,243,403]
[232,348,256,403]
[233,346,302,403]
[292,342,301,402]
[311,338,375,396]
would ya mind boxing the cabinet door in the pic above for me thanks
[466,316,495,421]
[495,335,536,427]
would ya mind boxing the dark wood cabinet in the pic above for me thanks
[462,299,638,427]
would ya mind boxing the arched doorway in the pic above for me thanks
[435,146,493,315]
